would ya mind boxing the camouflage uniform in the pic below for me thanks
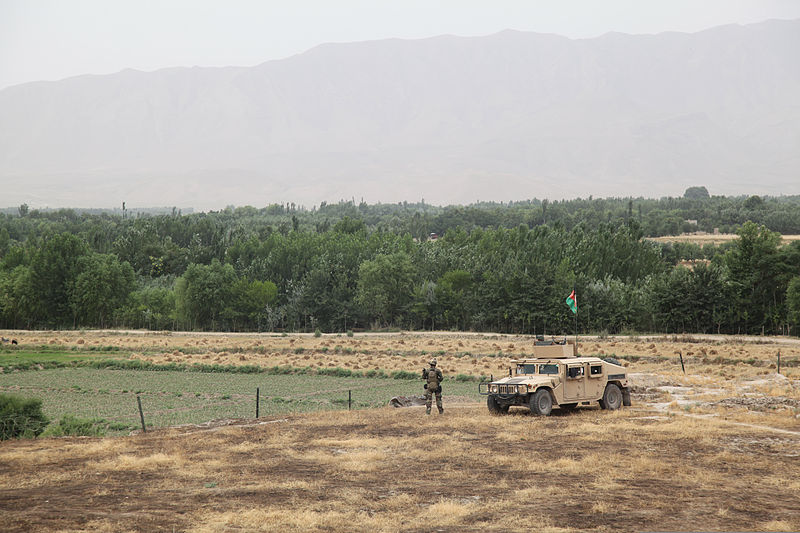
[422,359,443,415]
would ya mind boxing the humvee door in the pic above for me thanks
[563,363,585,400]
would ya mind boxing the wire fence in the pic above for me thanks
[0,368,481,434]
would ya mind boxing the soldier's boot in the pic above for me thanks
[438,407,444,414]
[426,407,431,415]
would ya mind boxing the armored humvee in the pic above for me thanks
[479,338,631,415]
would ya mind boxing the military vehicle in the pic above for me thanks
[479,338,631,415]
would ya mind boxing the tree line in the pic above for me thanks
[1,192,799,335]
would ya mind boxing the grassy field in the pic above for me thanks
[0,367,481,433]
[0,330,798,532]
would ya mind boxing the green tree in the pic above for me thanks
[649,267,695,333]
[435,270,473,330]
[0,265,35,328]
[356,252,415,327]
[175,259,237,330]
[683,186,709,199]
[787,277,800,333]
[0,228,10,257]
[723,222,783,334]
[229,278,278,330]
[28,233,90,326]
[71,253,135,327]
[411,281,437,330]
[121,282,176,330]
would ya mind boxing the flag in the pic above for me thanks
[565,290,577,315]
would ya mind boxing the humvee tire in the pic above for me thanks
[487,395,509,414]
[530,389,553,416]
[600,383,623,410]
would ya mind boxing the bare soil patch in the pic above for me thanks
[1,407,798,532]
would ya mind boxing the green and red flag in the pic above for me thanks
[566,290,577,315]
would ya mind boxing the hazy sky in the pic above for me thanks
[2,0,800,89]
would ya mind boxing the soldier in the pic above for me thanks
[422,358,443,415]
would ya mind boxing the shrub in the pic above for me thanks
[314,328,322,338]
[318,367,354,378]
[0,394,49,440]
[346,330,354,337]
[389,370,418,380]
[43,415,125,437]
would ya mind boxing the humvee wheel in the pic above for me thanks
[487,395,509,415]
[600,383,623,410]
[530,389,553,416]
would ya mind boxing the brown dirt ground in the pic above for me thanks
[1,331,799,532]
[0,406,798,532]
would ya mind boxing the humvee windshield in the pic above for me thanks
[539,364,559,375]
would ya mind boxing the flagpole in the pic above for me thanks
[574,287,578,355]
[566,289,578,355]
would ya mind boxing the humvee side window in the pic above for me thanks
[539,364,559,375]
[567,366,584,378]
[590,365,602,376]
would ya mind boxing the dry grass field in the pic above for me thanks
[1,330,799,532]
[4,329,799,381]
[649,233,800,246]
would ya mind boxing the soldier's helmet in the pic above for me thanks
[429,359,437,367]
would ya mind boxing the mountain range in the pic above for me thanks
[1,19,798,209]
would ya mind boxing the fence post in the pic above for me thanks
[256,387,260,418]
[678,351,685,374]
[348,390,352,411]
[777,351,781,375]
[136,394,146,433]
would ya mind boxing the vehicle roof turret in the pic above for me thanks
[529,338,576,359]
